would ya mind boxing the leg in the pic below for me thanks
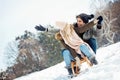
[61,49,74,68]
[80,44,98,65]
[80,44,93,58]
[61,49,74,76]
[87,38,97,54]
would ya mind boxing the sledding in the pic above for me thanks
[55,13,103,77]
[35,13,103,78]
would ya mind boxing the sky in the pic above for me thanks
[0,0,90,56]
[0,0,91,71]
[14,42,120,80]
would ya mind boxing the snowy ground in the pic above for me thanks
[14,42,120,80]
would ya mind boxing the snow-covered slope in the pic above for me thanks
[14,42,120,80]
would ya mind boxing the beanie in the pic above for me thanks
[76,13,94,23]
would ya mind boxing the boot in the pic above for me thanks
[67,68,73,78]
[89,56,98,65]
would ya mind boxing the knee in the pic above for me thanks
[61,49,70,56]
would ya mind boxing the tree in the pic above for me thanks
[3,24,63,79]
[37,28,63,67]
[90,0,120,47]
[4,41,19,66]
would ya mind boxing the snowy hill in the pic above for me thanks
[14,42,120,80]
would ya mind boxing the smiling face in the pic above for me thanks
[76,17,85,28]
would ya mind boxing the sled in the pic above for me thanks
[71,56,93,76]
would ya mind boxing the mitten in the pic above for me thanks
[97,16,103,29]
[35,25,47,31]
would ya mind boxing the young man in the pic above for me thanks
[55,14,103,77]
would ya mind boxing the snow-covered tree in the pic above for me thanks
[4,41,19,67]
[90,0,120,47]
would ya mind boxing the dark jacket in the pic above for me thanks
[73,22,101,41]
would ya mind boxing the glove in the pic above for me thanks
[97,16,103,29]
[35,25,48,31]
[75,56,81,68]
[97,16,103,24]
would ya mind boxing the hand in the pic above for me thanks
[97,16,103,29]
[35,25,47,31]
[97,16,103,24]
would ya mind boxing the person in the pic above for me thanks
[55,15,103,77]
[73,13,103,54]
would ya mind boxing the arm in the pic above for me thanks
[92,26,102,37]
[74,20,98,33]
[74,16,103,34]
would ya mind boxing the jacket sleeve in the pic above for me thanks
[92,27,102,37]
[74,20,96,33]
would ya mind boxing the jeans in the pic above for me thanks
[86,38,97,54]
[62,44,95,67]
[61,49,74,68]
[80,44,93,58]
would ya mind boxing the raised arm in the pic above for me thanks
[74,16,103,33]
[74,20,98,33]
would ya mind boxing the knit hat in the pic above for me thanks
[76,13,94,23]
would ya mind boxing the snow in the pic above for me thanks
[14,42,120,80]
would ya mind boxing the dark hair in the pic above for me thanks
[76,13,94,23]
